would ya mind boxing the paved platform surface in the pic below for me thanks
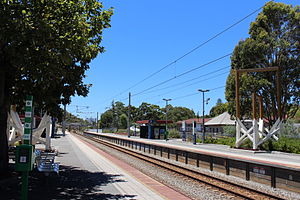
[90,132,300,170]
[52,132,190,200]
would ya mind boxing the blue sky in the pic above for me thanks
[69,0,299,119]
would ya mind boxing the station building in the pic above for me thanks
[136,120,173,139]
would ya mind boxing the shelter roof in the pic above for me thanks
[177,118,211,125]
[136,120,173,125]
[205,112,235,126]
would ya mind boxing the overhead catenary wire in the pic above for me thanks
[143,65,230,95]
[114,54,270,107]
[116,53,230,103]
[153,85,225,105]
[131,53,231,97]
[102,3,265,103]
[124,55,270,104]
[141,71,229,103]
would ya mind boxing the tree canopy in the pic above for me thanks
[225,2,300,124]
[209,99,228,117]
[1,0,113,114]
[0,0,113,175]
[100,101,196,129]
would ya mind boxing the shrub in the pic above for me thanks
[168,129,180,138]
[223,126,236,137]
[280,120,299,138]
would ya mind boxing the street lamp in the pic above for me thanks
[163,98,172,140]
[198,89,210,144]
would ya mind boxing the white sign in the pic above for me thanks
[20,156,27,163]
[23,134,30,140]
[25,112,32,118]
[182,121,186,131]
[26,100,32,107]
[24,123,31,129]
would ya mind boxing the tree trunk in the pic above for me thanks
[0,69,9,178]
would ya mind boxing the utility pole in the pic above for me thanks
[62,104,66,136]
[192,120,195,144]
[163,98,172,141]
[198,89,209,144]
[96,112,99,133]
[127,92,131,138]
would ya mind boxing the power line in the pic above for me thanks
[117,55,268,105]
[143,55,271,101]
[153,85,226,105]
[141,71,229,103]
[132,53,231,97]
[172,85,225,101]
[103,4,265,102]
[143,66,230,94]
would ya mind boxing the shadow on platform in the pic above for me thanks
[1,165,136,200]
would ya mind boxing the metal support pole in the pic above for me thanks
[198,89,209,144]
[128,92,131,137]
[21,171,29,200]
[163,98,172,141]
[192,120,196,145]
[96,112,99,133]
[62,104,66,136]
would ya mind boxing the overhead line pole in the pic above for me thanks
[127,92,131,137]
[198,89,210,144]
[96,112,99,133]
[163,98,172,141]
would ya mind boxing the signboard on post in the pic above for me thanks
[24,95,33,145]
[16,95,34,200]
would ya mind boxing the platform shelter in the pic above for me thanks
[136,120,173,139]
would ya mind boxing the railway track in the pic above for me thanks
[76,133,285,200]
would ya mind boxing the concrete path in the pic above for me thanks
[52,132,190,200]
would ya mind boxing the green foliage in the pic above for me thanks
[66,111,89,125]
[209,99,228,117]
[168,129,180,138]
[294,109,300,123]
[201,136,236,147]
[136,102,163,121]
[100,110,113,128]
[100,101,195,129]
[0,0,113,116]
[119,114,128,129]
[0,0,113,172]
[223,126,236,137]
[280,120,299,138]
[167,105,196,123]
[225,2,300,125]
[262,137,300,154]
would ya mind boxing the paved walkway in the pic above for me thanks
[52,132,190,200]
[93,132,300,170]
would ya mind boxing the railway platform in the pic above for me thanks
[94,132,300,170]
[51,131,190,200]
